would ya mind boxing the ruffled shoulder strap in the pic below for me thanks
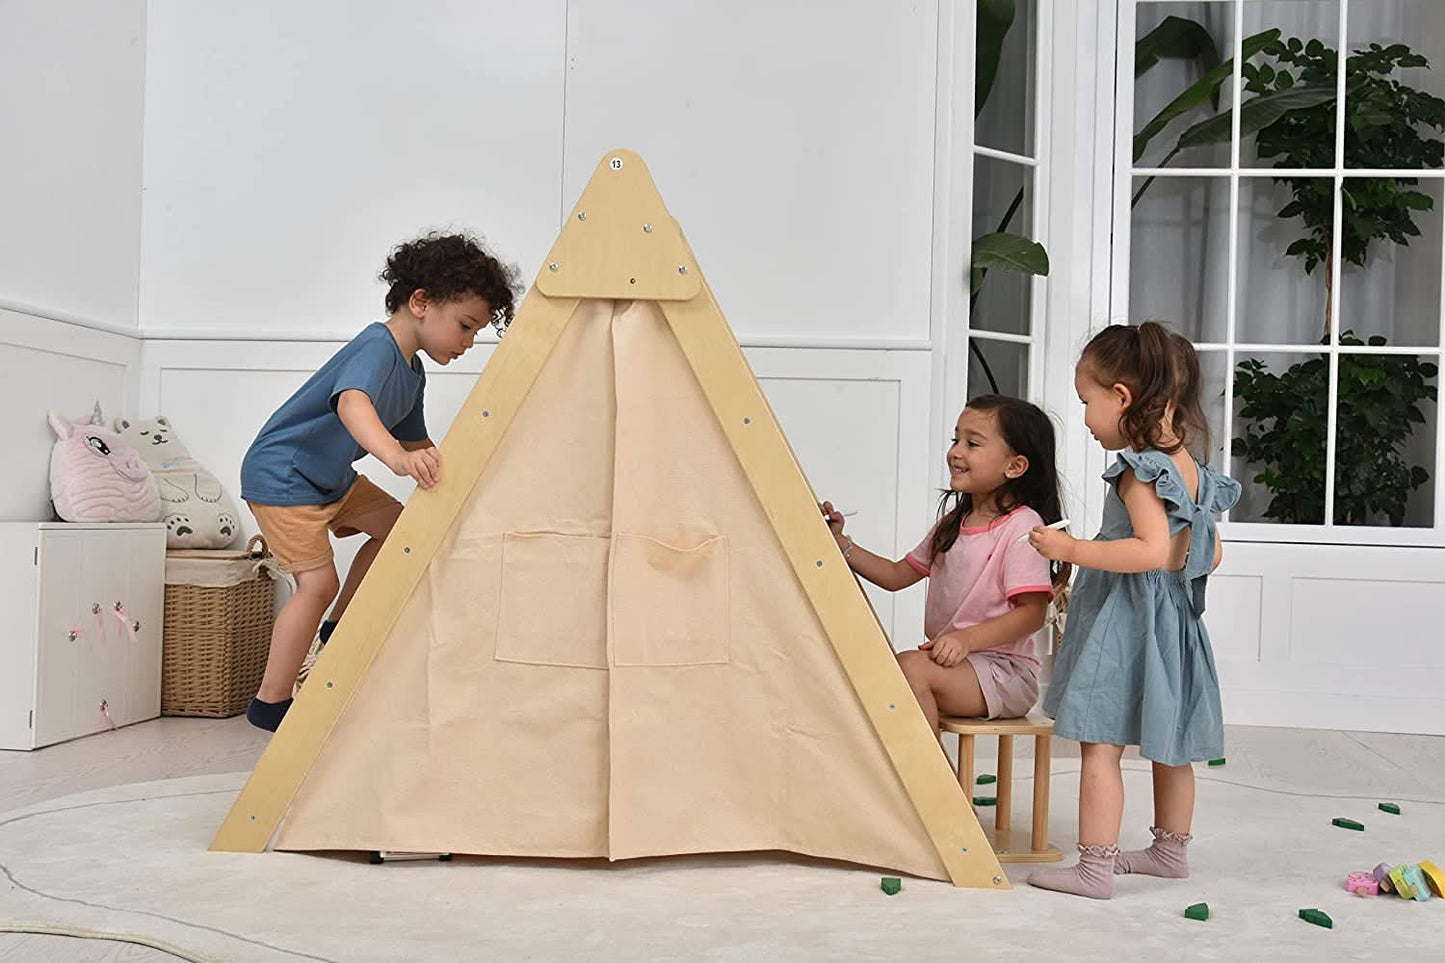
[1102,449,1194,524]
[1198,463,1242,516]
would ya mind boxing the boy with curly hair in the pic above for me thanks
[240,232,520,731]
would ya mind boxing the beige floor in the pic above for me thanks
[1,717,1443,962]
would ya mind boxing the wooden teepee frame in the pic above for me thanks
[212,149,1007,889]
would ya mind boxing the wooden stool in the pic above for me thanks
[940,713,1060,863]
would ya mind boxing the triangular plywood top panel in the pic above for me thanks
[538,151,700,301]
[212,149,1007,890]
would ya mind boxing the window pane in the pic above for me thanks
[1231,350,1328,523]
[1236,175,1334,344]
[976,0,1036,157]
[1130,176,1231,342]
[967,338,1028,401]
[1344,0,1445,171]
[1133,2,1237,170]
[1240,0,1341,170]
[970,156,1035,335]
[1337,177,1442,347]
[1333,351,1439,526]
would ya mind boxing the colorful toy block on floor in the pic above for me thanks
[880,876,901,896]
[1298,908,1333,929]
[1402,865,1432,902]
[1331,817,1364,831]
[1388,865,1415,899]
[1207,758,1225,766]
[1378,802,1401,815]
[1184,902,1209,921]
[1373,863,1395,894]
[973,796,997,806]
[1421,860,1444,898]
[976,774,997,785]
[1346,872,1379,896]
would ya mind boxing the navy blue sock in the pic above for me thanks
[318,619,338,645]
[247,697,293,732]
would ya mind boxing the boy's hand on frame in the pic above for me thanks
[389,446,441,489]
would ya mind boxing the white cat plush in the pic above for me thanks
[115,416,241,549]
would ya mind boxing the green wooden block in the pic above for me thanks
[976,774,997,785]
[1378,802,1401,815]
[1331,817,1364,831]
[881,876,901,896]
[1184,902,1209,922]
[972,796,997,806]
[1207,758,1226,766]
[1298,908,1333,929]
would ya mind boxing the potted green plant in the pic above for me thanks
[1133,26,1444,525]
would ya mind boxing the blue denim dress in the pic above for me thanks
[1043,449,1242,766]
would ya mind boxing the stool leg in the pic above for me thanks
[957,734,975,796]
[995,734,1013,833]
[1032,732,1052,853]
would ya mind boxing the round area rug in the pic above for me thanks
[1,769,1442,962]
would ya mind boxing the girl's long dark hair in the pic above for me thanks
[1079,321,1211,460]
[931,395,1071,591]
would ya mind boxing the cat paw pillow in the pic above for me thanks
[48,403,162,523]
[115,416,241,549]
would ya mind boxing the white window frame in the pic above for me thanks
[936,0,1054,447]
[962,0,1054,411]
[1109,0,1445,547]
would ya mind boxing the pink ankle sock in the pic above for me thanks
[1114,826,1191,878]
[1027,843,1118,899]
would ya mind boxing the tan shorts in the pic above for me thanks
[247,475,402,574]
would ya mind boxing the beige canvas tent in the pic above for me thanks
[213,150,1008,889]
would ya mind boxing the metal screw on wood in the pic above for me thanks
[577,212,587,220]
[643,223,653,233]
[678,265,688,274]
[993,876,1003,885]
[548,262,559,271]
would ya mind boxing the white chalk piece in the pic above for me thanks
[1018,518,1071,543]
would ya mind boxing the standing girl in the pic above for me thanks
[822,394,1068,735]
[1026,322,1240,899]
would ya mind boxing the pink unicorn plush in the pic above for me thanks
[47,403,161,523]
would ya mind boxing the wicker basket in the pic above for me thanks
[161,535,276,718]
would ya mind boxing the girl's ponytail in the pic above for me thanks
[1080,320,1208,457]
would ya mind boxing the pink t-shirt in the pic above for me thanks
[904,505,1054,669]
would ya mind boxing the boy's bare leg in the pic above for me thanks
[896,650,988,737]
[256,564,340,703]
[328,502,402,625]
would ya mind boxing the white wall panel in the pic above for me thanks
[139,0,568,334]
[562,0,939,343]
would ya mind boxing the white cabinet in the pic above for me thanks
[0,523,166,749]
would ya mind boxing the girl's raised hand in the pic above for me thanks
[1028,525,1076,562]
[819,500,845,536]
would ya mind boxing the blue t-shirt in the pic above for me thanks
[241,323,428,506]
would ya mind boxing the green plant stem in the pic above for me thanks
[968,187,1028,394]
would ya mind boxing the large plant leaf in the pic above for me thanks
[1176,83,1337,150]
[976,0,1017,117]
[1135,15,1220,82]
[970,232,1049,294]
[1133,27,1281,162]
